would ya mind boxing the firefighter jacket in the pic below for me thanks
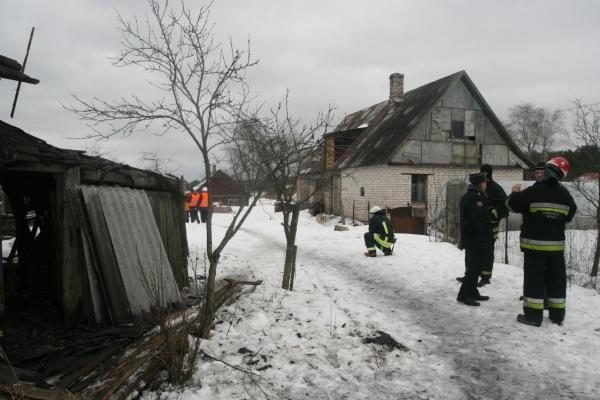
[460,184,493,250]
[368,211,395,247]
[486,179,508,239]
[199,191,209,208]
[506,179,577,253]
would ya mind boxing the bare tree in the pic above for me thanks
[506,103,564,162]
[66,0,261,338]
[138,151,179,175]
[230,92,333,290]
[572,99,600,279]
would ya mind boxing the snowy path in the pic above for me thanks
[172,206,600,400]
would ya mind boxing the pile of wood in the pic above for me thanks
[1,277,262,399]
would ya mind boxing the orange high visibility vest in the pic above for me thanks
[199,191,209,208]
[190,192,201,208]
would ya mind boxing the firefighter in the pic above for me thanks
[534,161,546,182]
[198,186,210,223]
[189,188,201,224]
[364,206,395,257]
[478,164,508,287]
[507,156,577,327]
[457,172,492,306]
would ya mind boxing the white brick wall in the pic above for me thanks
[340,165,522,222]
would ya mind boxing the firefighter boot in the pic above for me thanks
[478,277,491,287]
[364,250,376,257]
[457,297,480,306]
[517,314,541,327]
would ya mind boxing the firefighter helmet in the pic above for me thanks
[546,156,571,179]
[369,206,383,214]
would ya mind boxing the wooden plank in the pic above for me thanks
[1,383,80,400]
[80,187,132,324]
[81,232,107,325]
[59,167,83,325]
[66,187,110,324]
[0,210,3,319]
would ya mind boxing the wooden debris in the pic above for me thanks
[0,276,258,399]
[1,382,80,400]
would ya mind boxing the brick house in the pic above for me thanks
[315,70,532,234]
[194,169,250,207]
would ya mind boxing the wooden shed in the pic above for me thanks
[0,120,188,326]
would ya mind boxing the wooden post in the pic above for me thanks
[504,217,509,264]
[59,167,81,324]
[352,200,355,225]
[10,27,35,118]
[0,211,4,319]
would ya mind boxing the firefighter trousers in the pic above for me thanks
[364,232,393,254]
[480,241,496,280]
[457,248,485,300]
[522,252,566,323]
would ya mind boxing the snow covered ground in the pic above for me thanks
[143,200,598,399]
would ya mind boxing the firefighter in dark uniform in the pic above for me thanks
[364,206,395,257]
[534,161,546,182]
[506,157,577,326]
[478,164,508,287]
[457,172,492,306]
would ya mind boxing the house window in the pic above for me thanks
[360,187,365,197]
[411,175,427,203]
[451,120,464,139]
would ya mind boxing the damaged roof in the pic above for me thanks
[334,70,530,169]
[0,119,179,192]
[0,54,39,84]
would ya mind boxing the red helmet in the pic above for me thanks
[546,156,570,179]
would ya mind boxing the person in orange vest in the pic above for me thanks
[189,188,201,223]
[199,186,210,223]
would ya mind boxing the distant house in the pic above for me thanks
[195,169,249,207]
[316,70,532,234]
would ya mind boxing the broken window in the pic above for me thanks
[451,120,464,139]
[411,175,427,203]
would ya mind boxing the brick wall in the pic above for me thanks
[340,165,522,222]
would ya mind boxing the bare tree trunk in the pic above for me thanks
[591,177,600,277]
[282,205,300,290]
[289,245,298,291]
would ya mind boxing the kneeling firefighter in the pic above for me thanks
[364,206,396,257]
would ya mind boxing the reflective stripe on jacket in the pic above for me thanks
[506,179,577,254]
[369,212,395,247]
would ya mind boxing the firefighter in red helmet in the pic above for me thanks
[506,157,577,326]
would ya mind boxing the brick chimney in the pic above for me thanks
[389,73,404,103]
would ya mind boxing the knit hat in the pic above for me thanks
[535,162,546,171]
[469,172,488,185]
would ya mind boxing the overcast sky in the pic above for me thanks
[2,0,599,179]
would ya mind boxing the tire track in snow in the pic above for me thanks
[297,238,589,400]
[236,225,592,400]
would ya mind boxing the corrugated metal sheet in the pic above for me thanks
[82,186,180,318]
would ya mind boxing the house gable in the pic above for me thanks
[390,75,529,168]
[335,71,531,170]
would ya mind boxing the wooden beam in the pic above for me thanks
[59,167,82,325]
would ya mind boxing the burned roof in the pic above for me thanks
[335,70,530,169]
[0,54,39,84]
[0,119,180,192]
